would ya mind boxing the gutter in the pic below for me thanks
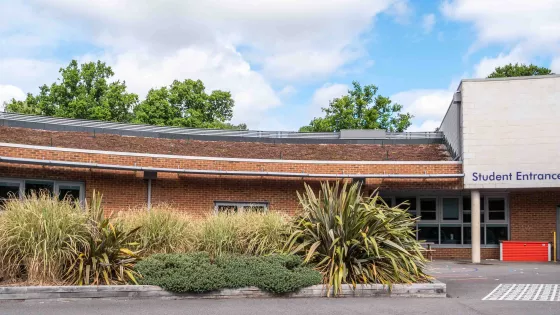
[0,156,464,179]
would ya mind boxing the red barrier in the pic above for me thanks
[500,241,551,262]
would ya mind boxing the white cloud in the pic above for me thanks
[441,0,560,46]
[442,0,560,77]
[0,58,61,92]
[406,119,441,132]
[0,85,25,111]
[473,50,528,78]
[262,50,358,81]
[30,0,396,82]
[0,0,403,129]
[104,46,281,129]
[386,0,413,24]
[278,85,297,98]
[309,83,349,119]
[422,14,436,34]
[391,88,453,131]
[551,57,560,73]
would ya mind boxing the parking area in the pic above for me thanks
[429,260,560,300]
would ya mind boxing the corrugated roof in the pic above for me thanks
[0,112,442,145]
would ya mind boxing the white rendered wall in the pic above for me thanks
[439,101,461,159]
[462,76,560,189]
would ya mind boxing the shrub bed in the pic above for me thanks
[135,253,321,294]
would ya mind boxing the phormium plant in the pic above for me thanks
[285,181,429,296]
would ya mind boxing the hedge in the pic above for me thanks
[135,253,321,294]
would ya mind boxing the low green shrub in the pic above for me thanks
[0,192,89,284]
[118,205,194,255]
[136,253,321,294]
[135,253,225,293]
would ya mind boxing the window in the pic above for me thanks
[395,197,416,216]
[411,194,508,246]
[0,178,84,206]
[419,198,437,221]
[25,180,54,197]
[418,224,439,243]
[462,196,484,223]
[214,202,268,213]
[440,225,462,244]
[57,183,84,202]
[442,198,459,221]
[486,224,508,244]
[0,181,21,208]
[463,225,484,245]
[488,198,506,221]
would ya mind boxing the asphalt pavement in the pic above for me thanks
[1,260,559,315]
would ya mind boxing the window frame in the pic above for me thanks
[214,201,269,214]
[377,192,509,248]
[55,181,86,204]
[0,178,85,205]
[440,197,461,223]
[0,179,24,206]
[418,196,438,222]
[485,195,508,224]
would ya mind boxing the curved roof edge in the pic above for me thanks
[0,112,443,145]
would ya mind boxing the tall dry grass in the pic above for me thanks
[194,211,292,258]
[118,204,195,255]
[0,193,90,284]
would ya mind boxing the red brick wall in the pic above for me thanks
[510,190,560,242]
[0,146,463,183]
[0,161,461,215]
[431,248,499,260]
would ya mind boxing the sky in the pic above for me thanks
[0,0,559,132]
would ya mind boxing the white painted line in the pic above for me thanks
[553,285,559,301]
[499,284,517,300]
[506,284,525,301]
[482,284,503,301]
[516,284,531,301]
[532,284,544,301]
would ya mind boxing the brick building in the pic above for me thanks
[1,75,560,260]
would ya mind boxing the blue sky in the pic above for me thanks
[1,0,559,131]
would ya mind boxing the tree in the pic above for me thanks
[5,60,139,122]
[299,81,412,132]
[487,63,554,78]
[132,79,246,130]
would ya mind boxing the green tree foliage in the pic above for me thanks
[4,60,247,130]
[132,79,246,129]
[299,81,412,132]
[5,60,139,122]
[487,63,554,78]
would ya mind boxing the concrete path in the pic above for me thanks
[1,260,559,315]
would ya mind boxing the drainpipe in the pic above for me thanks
[144,171,157,211]
[471,190,481,263]
[147,178,152,211]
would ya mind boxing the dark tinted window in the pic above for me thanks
[25,181,53,197]
[58,186,81,202]
[418,225,438,243]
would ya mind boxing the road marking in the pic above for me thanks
[483,284,560,301]
[482,284,503,301]
[550,285,558,301]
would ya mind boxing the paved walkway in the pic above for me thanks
[1,260,559,315]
